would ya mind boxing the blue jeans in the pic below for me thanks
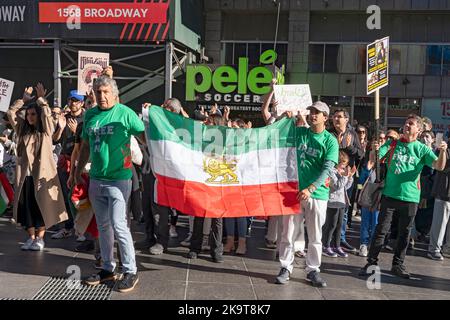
[360,207,379,246]
[340,208,348,243]
[225,217,247,238]
[89,179,136,274]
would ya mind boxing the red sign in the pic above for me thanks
[39,2,169,24]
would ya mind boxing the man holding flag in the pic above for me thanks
[276,101,339,288]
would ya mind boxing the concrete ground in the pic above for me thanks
[1,214,450,300]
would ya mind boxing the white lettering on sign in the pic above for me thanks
[0,6,26,22]
[83,8,148,18]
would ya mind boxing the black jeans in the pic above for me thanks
[140,172,157,246]
[367,196,418,266]
[322,207,346,248]
[190,217,223,257]
[57,166,74,230]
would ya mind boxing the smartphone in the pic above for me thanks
[436,132,443,147]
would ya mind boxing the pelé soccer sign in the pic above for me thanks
[186,50,284,103]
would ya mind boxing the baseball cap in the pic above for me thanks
[68,90,85,101]
[307,101,330,116]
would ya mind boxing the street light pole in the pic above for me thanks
[273,0,281,56]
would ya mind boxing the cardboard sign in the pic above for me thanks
[0,78,14,112]
[273,84,312,116]
[367,37,389,95]
[77,50,109,95]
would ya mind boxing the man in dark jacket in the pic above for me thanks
[329,109,364,253]
[428,145,450,261]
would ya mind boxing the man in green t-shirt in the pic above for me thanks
[74,76,145,293]
[276,101,339,288]
[360,114,447,279]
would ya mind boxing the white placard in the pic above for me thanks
[273,84,312,116]
[435,132,443,148]
[78,50,110,95]
[0,78,15,112]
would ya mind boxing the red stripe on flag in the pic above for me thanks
[154,174,300,218]
[0,172,14,203]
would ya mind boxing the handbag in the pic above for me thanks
[358,140,397,211]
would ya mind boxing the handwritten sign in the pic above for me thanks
[0,78,14,112]
[273,85,312,116]
[78,50,109,95]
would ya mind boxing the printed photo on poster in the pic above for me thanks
[78,50,109,95]
[367,37,389,95]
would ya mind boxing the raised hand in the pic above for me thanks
[22,87,35,103]
[102,65,114,78]
[67,118,77,133]
[58,113,67,129]
[142,102,152,109]
[35,83,47,98]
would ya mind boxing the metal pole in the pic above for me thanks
[165,42,173,100]
[274,1,281,54]
[375,89,380,181]
[53,39,62,107]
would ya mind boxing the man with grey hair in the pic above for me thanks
[74,75,146,293]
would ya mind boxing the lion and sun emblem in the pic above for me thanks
[203,155,239,184]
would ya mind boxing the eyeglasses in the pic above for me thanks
[357,130,366,134]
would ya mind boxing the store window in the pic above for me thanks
[387,98,421,128]
[221,41,288,68]
[426,45,443,76]
[308,44,324,73]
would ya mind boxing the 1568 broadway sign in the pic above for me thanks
[186,50,284,103]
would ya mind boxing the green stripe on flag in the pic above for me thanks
[147,106,296,156]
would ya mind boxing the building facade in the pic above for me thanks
[203,0,450,132]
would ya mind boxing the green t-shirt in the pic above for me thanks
[296,127,339,201]
[380,139,438,203]
[82,103,145,181]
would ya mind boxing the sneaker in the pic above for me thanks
[212,254,224,263]
[341,241,357,253]
[427,251,444,261]
[408,238,415,250]
[359,245,368,257]
[187,251,198,259]
[275,268,290,285]
[169,225,178,238]
[51,228,72,239]
[295,250,306,258]
[30,237,45,251]
[21,237,35,251]
[306,271,327,288]
[359,263,378,277]
[75,240,95,253]
[322,247,338,258]
[334,247,348,258]
[391,264,410,279]
[442,247,450,258]
[201,235,210,251]
[84,269,117,286]
[117,273,139,293]
[149,243,164,255]
[265,239,277,249]
[76,234,86,242]
[180,234,192,247]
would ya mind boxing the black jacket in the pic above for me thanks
[329,126,365,167]
[431,149,450,202]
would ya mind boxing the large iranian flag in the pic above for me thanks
[144,106,300,218]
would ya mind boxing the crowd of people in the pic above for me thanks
[0,68,448,293]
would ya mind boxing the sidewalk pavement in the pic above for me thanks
[1,216,450,300]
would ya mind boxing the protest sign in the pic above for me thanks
[273,84,312,116]
[0,78,14,112]
[78,50,109,95]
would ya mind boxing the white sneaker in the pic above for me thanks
[359,245,368,257]
[76,234,86,242]
[169,226,178,238]
[21,238,35,251]
[51,228,72,239]
[30,237,45,251]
